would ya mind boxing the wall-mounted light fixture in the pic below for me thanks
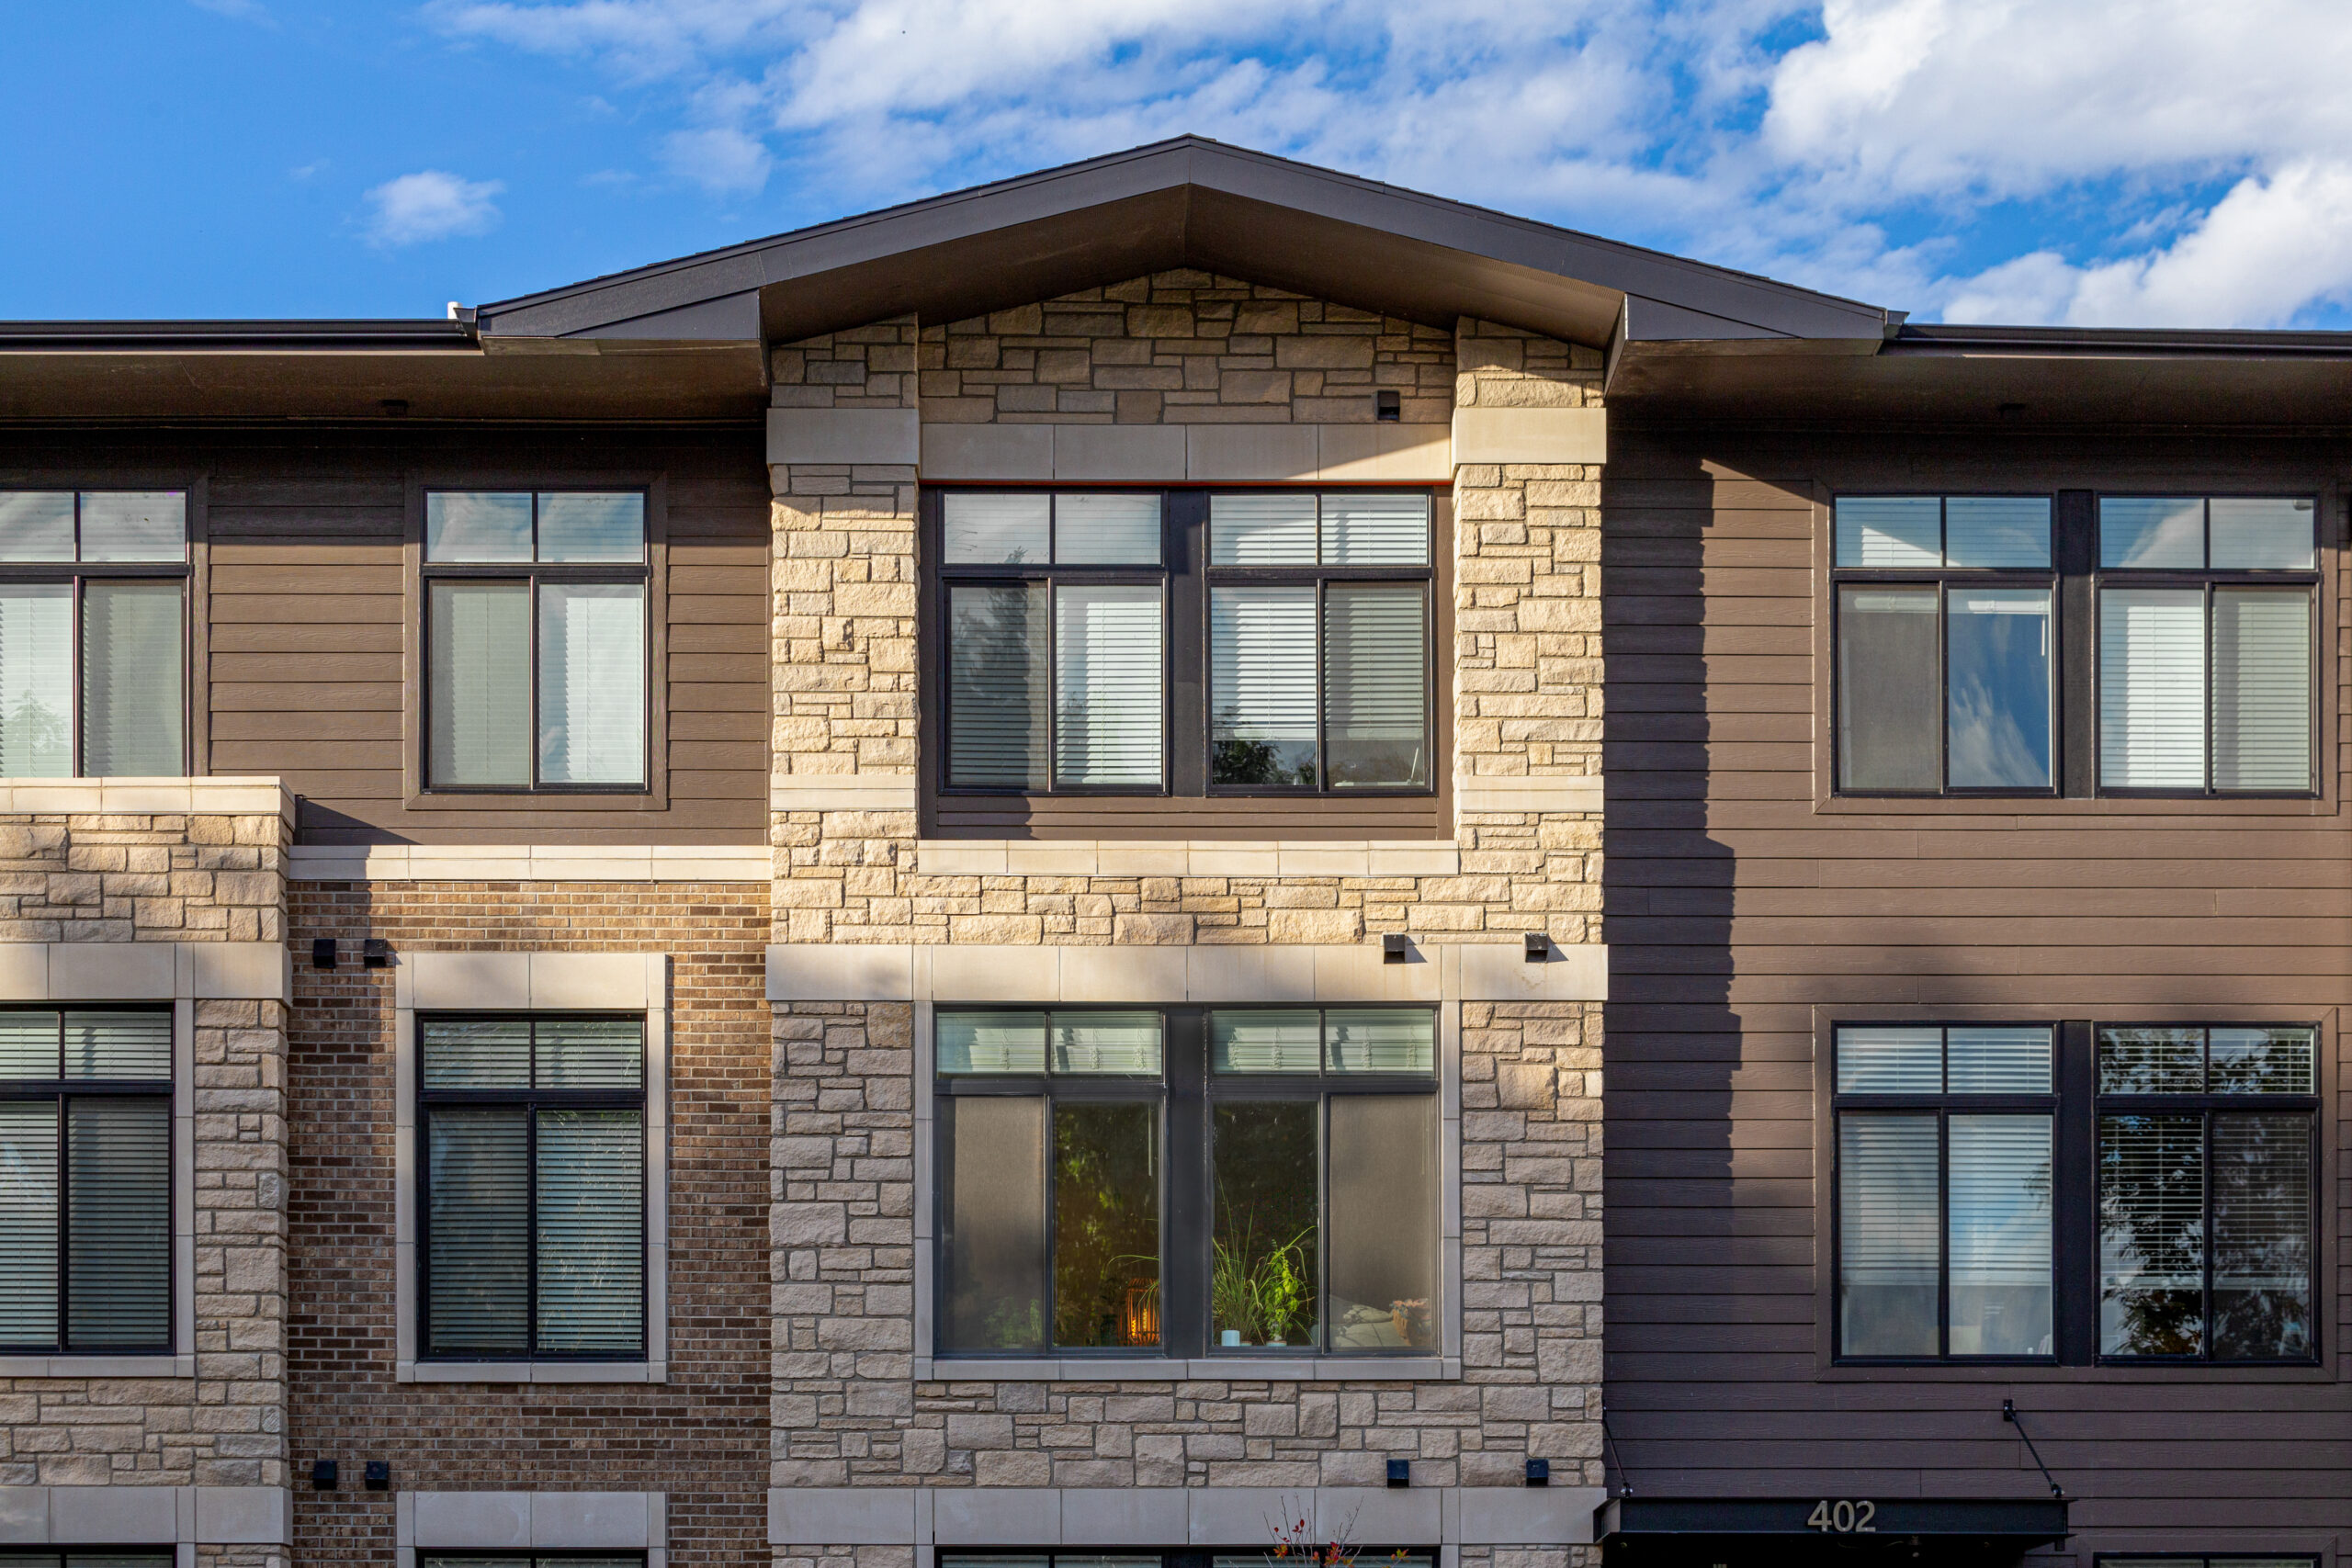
[1382,933,1409,964]
[311,1460,338,1491]
[1386,1458,1411,1488]
[311,939,337,970]
[1524,931,1549,963]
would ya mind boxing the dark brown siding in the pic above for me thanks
[1602,426,2352,1562]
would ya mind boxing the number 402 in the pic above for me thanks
[1808,1500,1876,1533]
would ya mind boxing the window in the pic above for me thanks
[0,491,187,777]
[423,491,648,791]
[421,1557,645,1568]
[1833,1025,2055,1359]
[944,1554,1431,1568]
[2104,1559,2317,1568]
[934,1006,1439,1359]
[418,1015,646,1359]
[1,1554,175,1568]
[2098,1025,2315,1362]
[0,1009,173,1354]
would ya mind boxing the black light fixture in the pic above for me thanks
[363,939,392,968]
[1523,931,1548,963]
[1525,1458,1550,1487]
[1374,389,1401,423]
[1382,933,1409,964]
[1385,1458,1411,1488]
[311,939,338,970]
[364,1461,391,1491]
[311,1460,338,1490]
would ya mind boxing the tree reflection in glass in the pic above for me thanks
[2211,1113,2311,1359]
[1052,1101,1160,1348]
[2099,1114,2205,1355]
[1212,1102,1318,1348]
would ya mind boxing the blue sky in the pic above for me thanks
[7,0,2352,328]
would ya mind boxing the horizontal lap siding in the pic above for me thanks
[1601,428,2352,1558]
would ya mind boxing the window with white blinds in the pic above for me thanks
[418,1015,646,1359]
[0,1009,173,1354]
[424,491,649,792]
[0,491,187,778]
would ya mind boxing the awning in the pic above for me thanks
[1595,1496,2069,1567]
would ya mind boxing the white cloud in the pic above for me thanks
[363,171,506,247]
[663,125,773,193]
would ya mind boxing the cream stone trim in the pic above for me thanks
[1451,404,1608,465]
[767,406,920,465]
[393,953,670,1384]
[398,1491,666,1568]
[290,843,768,883]
[918,422,1452,483]
[0,942,287,1003]
[1453,775,1604,816]
[915,839,1461,877]
[0,777,294,821]
[770,774,919,812]
[0,1484,290,1545]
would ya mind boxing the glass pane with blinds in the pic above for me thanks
[2209,1026,2314,1093]
[0,1101,60,1345]
[936,1012,1046,1074]
[1053,493,1159,565]
[2099,1113,2205,1355]
[537,582,647,785]
[1329,1094,1437,1350]
[78,493,186,563]
[1212,1100,1319,1348]
[1945,587,2051,788]
[1321,492,1430,564]
[1837,587,1937,790]
[1947,1114,2052,1356]
[1210,493,1318,565]
[537,492,644,562]
[2098,1027,2204,1093]
[944,493,1049,565]
[82,581,184,776]
[1051,1100,1159,1348]
[65,1098,168,1348]
[1838,1111,1938,1356]
[1836,1026,1942,1093]
[2101,496,2204,568]
[2209,497,2314,569]
[2098,588,2205,788]
[2210,1113,2311,1359]
[1943,496,2051,568]
[1049,1012,1163,1075]
[2211,587,2309,791]
[63,1011,171,1080]
[941,1094,1046,1350]
[426,492,534,562]
[947,582,1047,788]
[0,492,75,560]
[1210,586,1317,786]
[1835,497,1939,567]
[534,1108,644,1354]
[535,1018,644,1089]
[1327,1010,1435,1072]
[421,1018,532,1089]
[0,1014,55,1078]
[1211,1010,1321,1073]
[1052,585,1162,786]
[428,581,531,787]
[424,1106,530,1352]
[63,1555,180,1568]
[1324,583,1428,787]
[1946,1027,2052,1093]
[0,583,73,777]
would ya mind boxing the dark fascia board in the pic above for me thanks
[1595,1496,2069,1541]
[473,136,1898,347]
[0,319,475,353]
[1893,321,2352,357]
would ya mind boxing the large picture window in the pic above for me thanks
[934,1006,1439,1359]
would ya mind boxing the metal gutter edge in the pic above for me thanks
[0,320,478,353]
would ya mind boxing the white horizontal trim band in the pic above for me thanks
[0,1485,289,1546]
[0,942,288,1002]
[772,775,920,812]
[0,777,294,821]
[916,840,1461,877]
[399,1491,667,1551]
[291,844,768,883]
[394,951,668,1011]
[1454,776,1602,814]
[1451,405,1607,465]
[913,422,1452,483]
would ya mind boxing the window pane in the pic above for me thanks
[2098,588,2205,788]
[1946,1027,2051,1093]
[78,492,186,563]
[1837,587,1938,791]
[1210,493,1317,565]
[2209,497,2314,569]
[0,1013,56,1078]
[2101,496,2204,568]
[1210,586,1317,786]
[1212,1101,1319,1348]
[1054,493,1159,564]
[82,581,183,776]
[1212,1010,1321,1073]
[1835,497,1939,567]
[936,1012,1046,1074]
[1329,1094,1437,1351]
[64,1011,170,1080]
[1945,587,2051,789]
[1048,1012,1162,1075]
[426,492,533,561]
[537,582,647,785]
[0,583,74,777]
[2209,1027,2314,1094]
[947,582,1047,789]
[0,492,74,560]
[1324,583,1428,787]
[1321,492,1430,565]
[0,1101,60,1347]
[2098,1027,2204,1093]
[536,1018,644,1089]
[421,1018,531,1089]
[424,1106,530,1353]
[940,1094,1046,1350]
[2210,1113,2311,1359]
[1326,1010,1434,1073]
[535,1108,645,1354]
[1947,1115,2052,1357]
[537,492,644,562]
[1052,1100,1159,1348]
[1836,1026,1941,1093]
[428,581,531,787]
[1943,496,2051,568]
[944,493,1048,564]
[65,1098,168,1348]
[1838,1111,1938,1356]
[2099,1113,2205,1356]
[1053,585,1162,786]
[2211,587,2310,791]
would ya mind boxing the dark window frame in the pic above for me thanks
[414,1010,650,1363]
[933,1550,1436,1568]
[2094,1557,2321,1568]
[416,1556,650,1568]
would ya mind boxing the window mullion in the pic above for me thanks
[526,1095,540,1358]
[53,1090,68,1353]
[1937,1108,1951,1359]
